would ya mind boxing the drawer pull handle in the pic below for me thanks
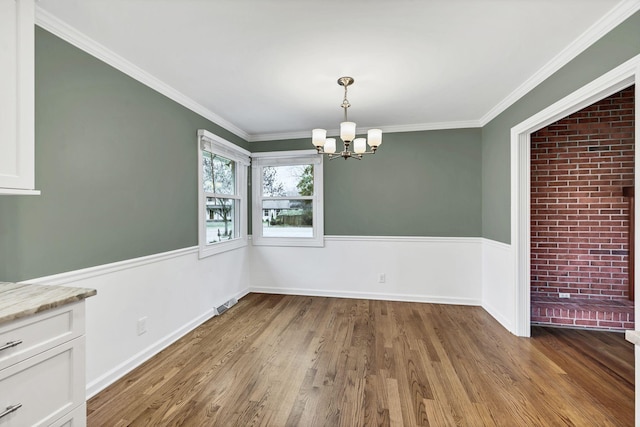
[0,403,22,419]
[0,340,22,352]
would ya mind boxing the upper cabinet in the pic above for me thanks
[0,0,38,195]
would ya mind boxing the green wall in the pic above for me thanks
[253,129,482,236]
[482,10,640,243]
[0,28,249,281]
[2,11,637,280]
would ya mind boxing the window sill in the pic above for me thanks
[0,188,41,195]
[199,237,248,258]
[251,236,324,248]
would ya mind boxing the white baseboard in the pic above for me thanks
[85,308,215,398]
[86,287,250,398]
[24,245,251,398]
[481,301,514,332]
[250,236,484,310]
[250,286,481,306]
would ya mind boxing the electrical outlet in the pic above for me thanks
[378,273,386,283]
[137,317,148,335]
[559,293,570,299]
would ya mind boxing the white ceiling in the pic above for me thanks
[37,0,634,141]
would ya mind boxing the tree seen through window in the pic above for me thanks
[203,152,236,242]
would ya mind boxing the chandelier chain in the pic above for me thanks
[341,85,350,122]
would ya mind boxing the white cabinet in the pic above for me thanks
[0,0,38,195]
[0,302,87,426]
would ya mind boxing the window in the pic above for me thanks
[198,129,250,257]
[252,150,323,247]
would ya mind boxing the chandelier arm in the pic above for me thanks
[315,147,376,158]
[312,76,382,161]
[324,152,365,160]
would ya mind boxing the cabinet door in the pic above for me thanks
[0,337,85,427]
[0,0,36,193]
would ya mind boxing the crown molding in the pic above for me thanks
[35,7,250,142]
[253,0,638,144]
[34,1,639,143]
[376,120,482,134]
[479,0,640,126]
[247,120,482,142]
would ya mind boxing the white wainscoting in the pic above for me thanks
[481,239,515,333]
[21,236,519,399]
[250,236,484,305]
[24,246,251,398]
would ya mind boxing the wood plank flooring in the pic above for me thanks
[87,294,634,426]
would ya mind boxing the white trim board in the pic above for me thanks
[510,54,639,337]
[23,244,251,398]
[249,286,481,306]
[85,287,249,398]
[86,308,214,398]
[248,120,483,142]
[17,235,516,398]
[98,280,248,397]
[250,236,484,307]
[325,235,481,244]
[20,246,198,286]
[480,0,640,126]
[19,236,483,288]
[481,239,514,333]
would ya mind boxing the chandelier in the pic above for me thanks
[311,77,382,160]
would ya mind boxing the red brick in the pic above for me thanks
[598,321,625,328]
[574,320,599,327]
[531,86,634,330]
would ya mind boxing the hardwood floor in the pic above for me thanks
[87,294,634,426]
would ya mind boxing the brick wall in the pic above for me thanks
[530,85,635,301]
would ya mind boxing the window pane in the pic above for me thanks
[213,154,235,195]
[262,165,313,197]
[261,199,313,238]
[202,151,214,193]
[205,197,236,244]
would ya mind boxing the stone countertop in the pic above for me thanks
[0,282,96,325]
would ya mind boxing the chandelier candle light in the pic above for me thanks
[312,77,382,160]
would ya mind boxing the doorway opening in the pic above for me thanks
[511,56,638,337]
[530,86,635,331]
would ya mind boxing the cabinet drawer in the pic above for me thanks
[0,337,85,427]
[0,302,84,371]
[51,403,86,427]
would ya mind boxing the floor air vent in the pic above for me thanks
[214,297,237,316]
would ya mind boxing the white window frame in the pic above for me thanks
[251,150,324,247]
[197,129,250,258]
